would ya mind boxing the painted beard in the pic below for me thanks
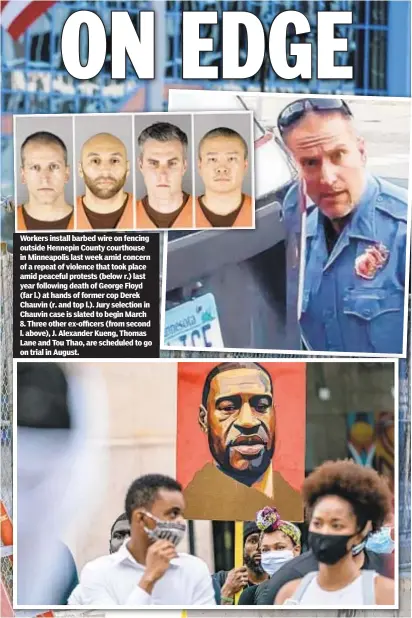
[209,432,275,486]
[244,552,265,575]
[82,170,128,199]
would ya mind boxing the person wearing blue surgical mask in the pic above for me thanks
[274,460,394,606]
[238,507,301,604]
[259,519,301,576]
[366,527,395,555]
[256,507,301,577]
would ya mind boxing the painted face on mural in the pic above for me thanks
[374,413,394,494]
[199,367,276,485]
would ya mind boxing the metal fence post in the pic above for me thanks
[387,0,411,96]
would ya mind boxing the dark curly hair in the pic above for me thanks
[302,459,391,533]
[125,474,182,523]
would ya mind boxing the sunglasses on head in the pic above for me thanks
[277,98,353,136]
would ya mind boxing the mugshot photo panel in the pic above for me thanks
[74,114,134,198]
[193,111,255,229]
[134,112,194,230]
[14,115,75,212]
[134,113,193,199]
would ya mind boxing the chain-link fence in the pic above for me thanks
[1,229,13,610]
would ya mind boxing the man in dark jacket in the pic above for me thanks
[212,521,268,604]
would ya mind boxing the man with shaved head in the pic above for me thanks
[77,132,133,229]
[182,362,302,522]
[17,131,74,230]
[279,98,408,354]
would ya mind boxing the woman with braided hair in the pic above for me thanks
[274,459,395,606]
[257,507,302,576]
[238,506,301,604]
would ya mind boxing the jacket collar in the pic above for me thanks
[307,173,379,242]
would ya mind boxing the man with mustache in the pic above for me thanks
[183,362,302,521]
[196,127,253,228]
[213,521,268,605]
[279,98,408,354]
[77,133,133,229]
[136,122,193,229]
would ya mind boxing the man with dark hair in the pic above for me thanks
[196,127,253,228]
[278,97,407,354]
[213,521,268,605]
[182,362,302,521]
[109,513,130,554]
[17,131,74,230]
[136,122,193,229]
[69,474,215,606]
[77,133,133,229]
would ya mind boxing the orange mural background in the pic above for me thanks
[176,362,306,491]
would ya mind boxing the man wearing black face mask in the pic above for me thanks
[69,474,216,606]
[254,460,393,605]
[273,460,394,606]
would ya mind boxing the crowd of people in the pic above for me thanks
[61,459,394,607]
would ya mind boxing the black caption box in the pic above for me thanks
[13,232,160,358]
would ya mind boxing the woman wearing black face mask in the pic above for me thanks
[275,460,394,606]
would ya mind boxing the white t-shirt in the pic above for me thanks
[68,542,216,606]
[288,570,377,606]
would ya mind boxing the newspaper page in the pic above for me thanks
[1,2,411,618]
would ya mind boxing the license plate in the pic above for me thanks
[164,293,224,348]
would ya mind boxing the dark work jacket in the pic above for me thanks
[252,549,390,605]
[212,570,257,605]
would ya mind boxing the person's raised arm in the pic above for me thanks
[127,539,177,605]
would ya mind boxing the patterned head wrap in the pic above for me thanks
[256,506,301,546]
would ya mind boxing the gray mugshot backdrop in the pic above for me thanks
[15,115,74,205]
[193,112,253,196]
[134,113,193,199]
[74,115,134,196]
